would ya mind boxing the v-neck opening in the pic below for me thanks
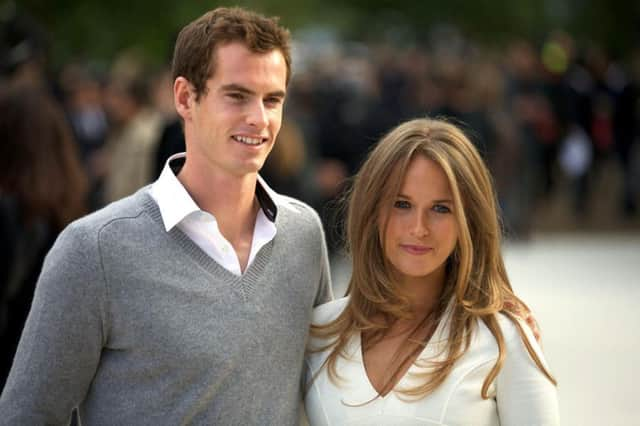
[170,226,271,281]
[142,192,273,300]
[357,307,450,399]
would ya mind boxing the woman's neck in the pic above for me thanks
[396,265,447,319]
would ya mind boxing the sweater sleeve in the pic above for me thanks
[313,211,333,307]
[495,317,559,425]
[0,221,107,425]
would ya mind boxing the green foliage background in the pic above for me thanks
[8,0,639,68]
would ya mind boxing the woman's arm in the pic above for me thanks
[496,317,560,425]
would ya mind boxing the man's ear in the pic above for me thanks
[174,77,195,121]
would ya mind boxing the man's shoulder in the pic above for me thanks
[274,194,322,228]
[64,190,155,240]
[274,193,317,215]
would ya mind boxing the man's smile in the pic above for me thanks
[232,135,268,146]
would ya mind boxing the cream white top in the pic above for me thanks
[304,297,559,426]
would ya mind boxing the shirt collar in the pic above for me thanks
[149,152,278,232]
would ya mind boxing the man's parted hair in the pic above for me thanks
[172,7,292,101]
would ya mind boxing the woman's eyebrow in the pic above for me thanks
[397,193,453,204]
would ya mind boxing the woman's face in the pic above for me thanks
[379,155,459,286]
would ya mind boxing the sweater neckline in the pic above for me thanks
[139,190,273,300]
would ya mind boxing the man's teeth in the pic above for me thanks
[233,136,263,145]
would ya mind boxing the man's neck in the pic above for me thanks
[177,157,260,266]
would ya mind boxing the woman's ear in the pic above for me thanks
[174,77,194,121]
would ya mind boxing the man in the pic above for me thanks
[0,7,332,425]
[101,65,163,204]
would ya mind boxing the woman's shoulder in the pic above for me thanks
[311,296,350,326]
[474,312,540,352]
[306,297,351,363]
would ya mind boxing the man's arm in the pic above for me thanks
[0,222,106,425]
[312,210,333,307]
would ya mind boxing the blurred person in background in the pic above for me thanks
[0,87,88,391]
[101,53,163,204]
[568,44,626,217]
[471,53,525,237]
[261,118,309,199]
[431,53,495,159]
[305,118,558,425]
[506,40,562,205]
[0,3,50,92]
[614,46,640,217]
[152,67,186,179]
[59,63,109,210]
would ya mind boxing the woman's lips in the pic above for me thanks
[399,244,433,255]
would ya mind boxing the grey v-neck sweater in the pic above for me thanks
[0,189,332,425]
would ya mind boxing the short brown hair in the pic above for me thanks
[172,7,291,101]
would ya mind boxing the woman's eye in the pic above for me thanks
[393,200,411,209]
[433,204,451,213]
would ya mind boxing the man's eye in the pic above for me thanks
[433,204,451,213]
[227,93,245,101]
[393,200,411,209]
[264,97,282,106]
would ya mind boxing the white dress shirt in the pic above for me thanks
[148,153,277,276]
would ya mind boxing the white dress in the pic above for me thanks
[304,297,559,426]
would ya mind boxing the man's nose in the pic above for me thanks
[246,100,268,128]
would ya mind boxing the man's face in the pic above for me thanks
[183,42,287,177]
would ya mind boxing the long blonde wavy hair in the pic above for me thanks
[309,117,556,399]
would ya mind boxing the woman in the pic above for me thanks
[304,118,558,425]
[0,87,88,389]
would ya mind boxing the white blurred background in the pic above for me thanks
[330,232,640,425]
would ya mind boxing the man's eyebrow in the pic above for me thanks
[220,84,254,94]
[220,84,286,98]
[266,90,286,99]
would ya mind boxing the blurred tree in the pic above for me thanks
[7,0,639,68]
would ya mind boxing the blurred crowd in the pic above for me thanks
[285,30,640,248]
[1,7,640,387]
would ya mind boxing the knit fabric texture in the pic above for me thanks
[0,188,332,425]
